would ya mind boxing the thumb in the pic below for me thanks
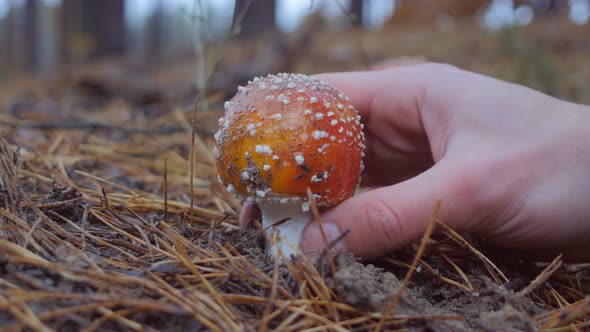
[301,161,476,259]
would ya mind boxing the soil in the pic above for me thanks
[0,139,584,332]
[233,222,546,331]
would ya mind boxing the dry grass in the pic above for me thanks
[0,93,587,331]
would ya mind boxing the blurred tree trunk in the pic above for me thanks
[9,5,26,73]
[350,0,364,26]
[37,3,60,73]
[0,9,12,75]
[24,0,38,71]
[390,0,488,23]
[83,0,125,57]
[61,0,82,62]
[531,0,568,13]
[233,0,276,37]
[61,0,125,61]
[147,4,164,59]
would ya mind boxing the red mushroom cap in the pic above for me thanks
[215,73,365,209]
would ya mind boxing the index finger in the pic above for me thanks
[311,64,432,136]
[312,64,461,187]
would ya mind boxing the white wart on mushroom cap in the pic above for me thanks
[215,73,365,211]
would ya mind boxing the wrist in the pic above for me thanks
[510,100,590,258]
[553,103,590,258]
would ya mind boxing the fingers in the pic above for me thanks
[312,70,383,118]
[360,130,434,187]
[314,65,447,188]
[301,161,477,259]
[369,56,428,71]
[312,66,429,128]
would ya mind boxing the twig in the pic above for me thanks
[0,119,214,135]
[517,254,562,297]
[318,229,351,263]
[200,214,230,239]
[259,232,281,332]
[265,217,291,230]
[190,0,211,113]
[539,297,590,329]
[101,188,110,210]
[306,188,337,279]
[26,197,84,209]
[334,0,360,25]
[189,97,198,225]
[376,201,441,331]
[230,0,254,35]
[436,218,509,283]
[440,253,474,292]
[164,154,168,224]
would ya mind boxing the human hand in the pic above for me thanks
[295,64,590,261]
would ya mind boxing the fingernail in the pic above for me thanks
[239,202,261,228]
[302,223,348,255]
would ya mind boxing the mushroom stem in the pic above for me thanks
[258,201,311,258]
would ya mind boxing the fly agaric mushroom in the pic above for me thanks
[214,73,365,257]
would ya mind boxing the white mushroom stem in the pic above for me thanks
[258,201,311,258]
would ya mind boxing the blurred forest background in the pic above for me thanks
[2,2,590,331]
[0,0,589,102]
[0,0,588,71]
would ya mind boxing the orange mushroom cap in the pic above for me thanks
[215,73,365,209]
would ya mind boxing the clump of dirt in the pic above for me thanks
[324,254,404,311]
[324,254,468,330]
[444,280,542,330]
[326,253,546,331]
[230,221,547,330]
[40,185,84,217]
[476,304,538,332]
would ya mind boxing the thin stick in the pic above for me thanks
[436,218,509,283]
[191,0,210,113]
[0,119,209,135]
[517,254,562,297]
[306,189,343,324]
[306,188,336,279]
[164,154,168,224]
[318,229,350,263]
[259,233,281,332]
[189,97,198,224]
[266,217,291,230]
[376,201,441,331]
[440,253,474,291]
[231,0,253,35]
[101,188,110,210]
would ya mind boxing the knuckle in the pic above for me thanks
[427,62,459,73]
[416,62,459,76]
[453,166,481,203]
[446,165,484,222]
[362,198,406,249]
[448,158,521,230]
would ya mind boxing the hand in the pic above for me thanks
[297,63,590,261]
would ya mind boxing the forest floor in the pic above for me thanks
[0,14,589,331]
